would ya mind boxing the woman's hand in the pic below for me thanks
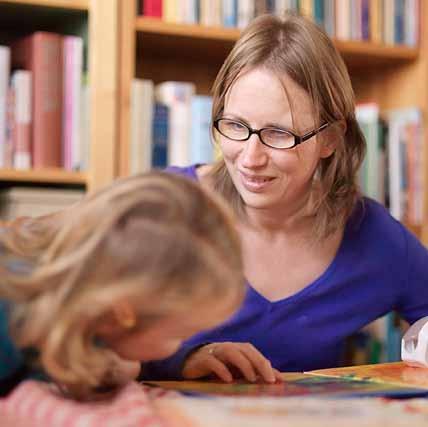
[182,342,283,383]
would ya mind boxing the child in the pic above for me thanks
[0,171,244,400]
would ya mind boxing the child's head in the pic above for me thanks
[2,172,244,398]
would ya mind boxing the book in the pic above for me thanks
[130,78,154,174]
[0,46,10,168]
[11,70,32,170]
[0,187,84,220]
[190,95,214,164]
[237,0,255,28]
[12,32,63,168]
[62,35,83,171]
[222,0,237,27]
[356,103,382,202]
[155,81,195,167]
[79,79,90,171]
[141,0,162,17]
[156,393,428,427]
[5,85,14,168]
[152,102,169,168]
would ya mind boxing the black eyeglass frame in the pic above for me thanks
[213,118,330,149]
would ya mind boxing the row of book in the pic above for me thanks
[0,31,89,172]
[130,79,215,174]
[0,186,84,221]
[357,103,423,225]
[139,0,419,46]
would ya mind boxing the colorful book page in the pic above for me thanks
[155,396,428,427]
[145,369,428,398]
[307,362,428,389]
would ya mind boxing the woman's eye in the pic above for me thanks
[227,122,245,130]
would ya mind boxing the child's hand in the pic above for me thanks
[182,342,283,383]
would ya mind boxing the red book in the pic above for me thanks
[142,0,162,17]
[12,32,63,168]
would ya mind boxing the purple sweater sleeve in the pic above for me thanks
[140,342,207,381]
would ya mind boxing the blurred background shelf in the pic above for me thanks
[135,17,419,67]
[0,0,88,10]
[0,168,86,185]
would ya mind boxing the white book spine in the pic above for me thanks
[63,36,83,171]
[0,46,11,168]
[388,111,404,220]
[79,83,90,171]
[130,79,154,174]
[71,37,83,171]
[12,70,32,170]
[155,81,195,167]
[238,0,255,29]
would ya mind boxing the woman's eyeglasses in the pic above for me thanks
[213,118,329,150]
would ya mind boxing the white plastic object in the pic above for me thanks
[401,316,428,367]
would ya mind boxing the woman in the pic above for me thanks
[141,12,428,383]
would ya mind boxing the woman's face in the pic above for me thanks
[218,67,334,218]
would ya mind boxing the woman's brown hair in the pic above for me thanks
[209,12,366,239]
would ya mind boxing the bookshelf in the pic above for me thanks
[0,168,86,185]
[118,1,428,244]
[0,0,119,192]
[1,0,88,10]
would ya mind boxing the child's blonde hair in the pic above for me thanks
[0,172,244,399]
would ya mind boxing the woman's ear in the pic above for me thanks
[319,120,346,159]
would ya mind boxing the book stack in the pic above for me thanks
[0,187,84,220]
[0,31,89,172]
[356,103,424,225]
[130,79,214,172]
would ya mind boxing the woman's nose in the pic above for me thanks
[240,134,268,168]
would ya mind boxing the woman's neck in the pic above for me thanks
[241,206,315,241]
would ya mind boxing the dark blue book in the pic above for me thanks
[152,103,169,169]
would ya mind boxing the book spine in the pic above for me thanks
[152,103,169,168]
[0,46,11,168]
[63,36,83,171]
[143,0,162,17]
[12,33,63,168]
[190,96,214,164]
[12,71,32,170]
[222,0,237,27]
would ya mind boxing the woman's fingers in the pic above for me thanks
[273,368,284,383]
[204,356,234,383]
[182,346,233,382]
[182,342,279,384]
[214,343,258,382]
[238,343,276,383]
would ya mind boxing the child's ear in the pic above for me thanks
[319,120,346,159]
[113,302,137,330]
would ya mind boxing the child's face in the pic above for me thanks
[102,304,233,362]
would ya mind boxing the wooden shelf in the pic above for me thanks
[0,0,88,10]
[135,17,419,67]
[0,169,86,185]
[135,17,240,41]
[404,222,422,238]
